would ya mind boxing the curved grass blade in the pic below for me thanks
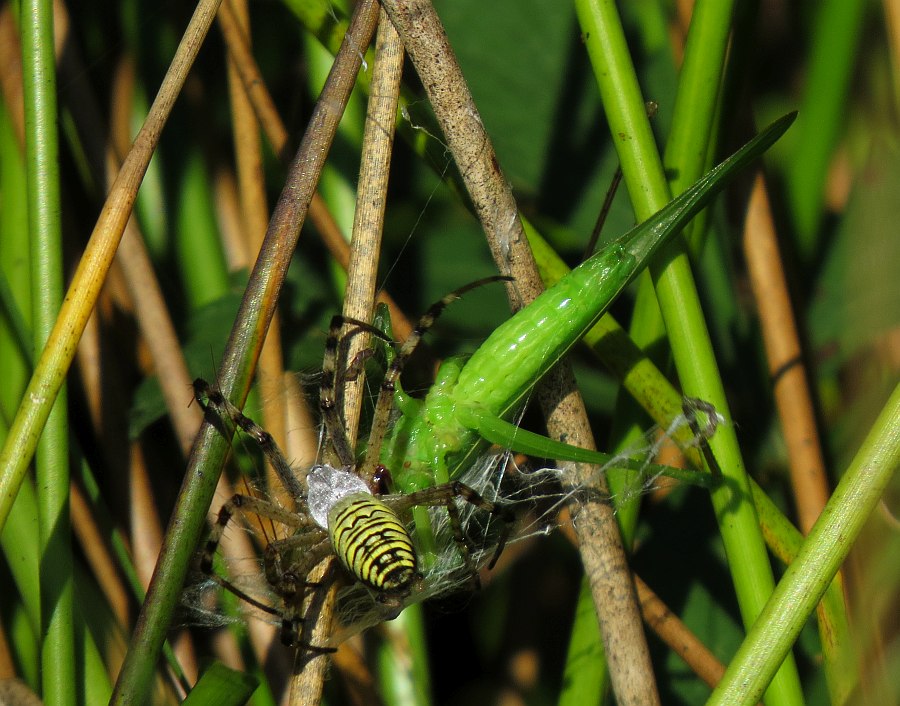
[182,662,258,706]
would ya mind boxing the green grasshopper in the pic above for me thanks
[366,113,796,558]
[378,115,794,487]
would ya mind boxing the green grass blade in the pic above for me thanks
[375,607,432,706]
[785,0,867,262]
[0,0,225,540]
[575,2,806,704]
[750,483,856,704]
[20,0,76,699]
[662,0,734,201]
[709,381,900,705]
[574,0,669,218]
[182,662,258,706]
[176,150,230,308]
[558,576,608,706]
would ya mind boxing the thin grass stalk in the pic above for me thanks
[555,481,731,699]
[219,0,296,682]
[340,15,430,705]
[0,121,36,694]
[0,33,36,688]
[750,479,855,705]
[663,0,733,200]
[49,38,206,455]
[742,173,830,534]
[0,429,40,649]
[216,0,291,159]
[633,575,731,691]
[20,0,74,699]
[710,381,900,705]
[177,152,231,307]
[375,0,537,301]
[657,6,806,699]
[717,3,834,546]
[605,0,733,518]
[569,1,699,698]
[110,2,380,701]
[308,51,365,256]
[9,9,173,696]
[52,0,226,690]
[98,57,211,683]
[282,0,466,200]
[225,0,292,505]
[341,9,402,451]
[74,449,188,700]
[293,9,405,704]
[69,482,130,629]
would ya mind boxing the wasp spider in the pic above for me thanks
[195,277,513,649]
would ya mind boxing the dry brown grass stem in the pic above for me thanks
[743,173,830,534]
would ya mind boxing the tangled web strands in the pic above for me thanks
[182,404,719,642]
[331,407,722,644]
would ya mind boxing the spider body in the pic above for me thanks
[331,494,418,593]
[308,464,419,601]
[194,276,512,649]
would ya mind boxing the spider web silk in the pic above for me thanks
[181,400,723,646]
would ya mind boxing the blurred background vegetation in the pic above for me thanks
[0,0,897,704]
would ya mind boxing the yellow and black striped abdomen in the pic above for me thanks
[328,493,418,595]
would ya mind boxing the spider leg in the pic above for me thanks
[199,567,337,653]
[682,397,724,479]
[389,479,505,515]
[200,493,315,576]
[320,315,393,468]
[362,276,513,481]
[279,575,337,653]
[262,532,331,590]
[443,497,480,586]
[263,536,335,650]
[342,347,377,382]
[201,492,339,651]
[387,480,514,574]
[194,379,306,501]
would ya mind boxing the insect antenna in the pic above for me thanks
[583,100,658,260]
